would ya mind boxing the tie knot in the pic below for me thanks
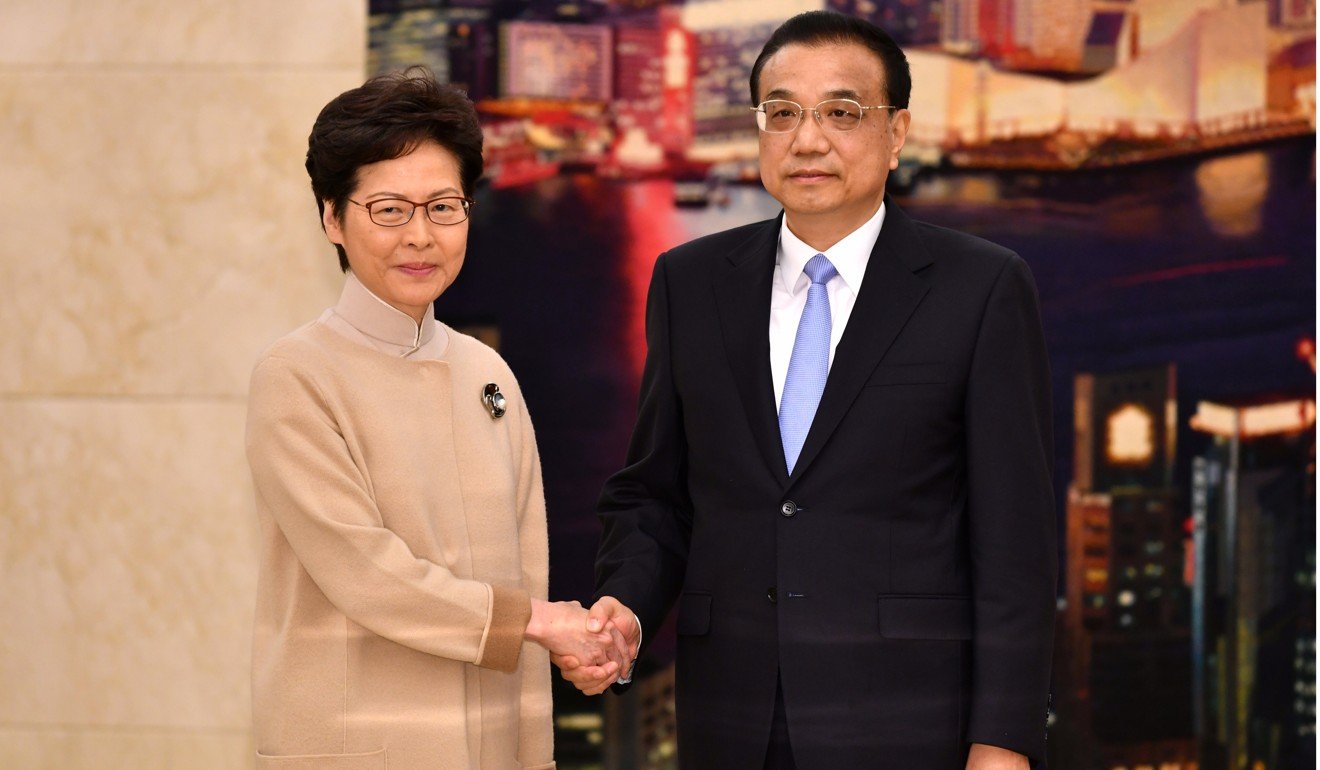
[804,253,837,286]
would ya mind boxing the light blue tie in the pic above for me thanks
[779,253,838,475]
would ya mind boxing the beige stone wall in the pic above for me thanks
[0,3,365,767]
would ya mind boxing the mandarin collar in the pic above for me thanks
[778,200,886,295]
[331,272,436,355]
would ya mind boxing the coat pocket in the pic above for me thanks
[675,592,712,636]
[865,363,948,386]
[877,594,972,640]
[255,748,386,770]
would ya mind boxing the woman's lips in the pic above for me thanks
[396,263,437,277]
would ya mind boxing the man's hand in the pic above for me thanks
[966,743,1030,770]
[550,596,640,695]
[525,599,624,682]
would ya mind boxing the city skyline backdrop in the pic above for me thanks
[367,2,1317,769]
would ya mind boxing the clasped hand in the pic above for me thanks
[529,596,639,695]
[527,598,638,691]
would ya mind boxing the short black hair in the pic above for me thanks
[306,66,484,272]
[749,11,911,110]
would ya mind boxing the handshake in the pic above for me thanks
[525,596,640,695]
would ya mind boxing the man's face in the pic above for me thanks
[756,41,910,237]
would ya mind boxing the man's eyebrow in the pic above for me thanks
[824,88,864,101]
[763,87,869,102]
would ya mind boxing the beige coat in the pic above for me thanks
[245,279,553,770]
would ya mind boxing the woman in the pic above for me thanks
[245,68,621,770]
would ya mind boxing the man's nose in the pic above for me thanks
[790,109,831,154]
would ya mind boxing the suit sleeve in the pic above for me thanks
[509,382,556,770]
[245,355,531,672]
[594,253,694,642]
[963,255,1057,762]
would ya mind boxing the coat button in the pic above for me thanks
[780,500,797,517]
[767,586,778,604]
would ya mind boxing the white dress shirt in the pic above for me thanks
[771,202,887,409]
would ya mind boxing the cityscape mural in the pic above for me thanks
[369,2,1316,769]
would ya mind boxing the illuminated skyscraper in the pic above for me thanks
[614,19,665,141]
[657,8,698,153]
[1073,365,1178,494]
[603,662,678,770]
[941,0,1024,61]
[447,11,500,101]
[1271,0,1318,26]
[501,21,615,101]
[978,0,1018,59]
[941,0,980,54]
[1190,398,1317,770]
[1019,0,1090,68]
[611,9,696,156]
[679,0,823,144]
[368,2,452,79]
[367,1,500,100]
[1058,365,1198,770]
[827,0,943,46]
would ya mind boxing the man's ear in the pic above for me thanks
[888,109,912,170]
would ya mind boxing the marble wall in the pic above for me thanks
[0,2,365,767]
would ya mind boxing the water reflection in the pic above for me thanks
[1194,151,1269,237]
[911,173,1003,205]
[671,184,784,242]
[621,181,682,378]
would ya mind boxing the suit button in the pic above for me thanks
[767,587,778,604]
[780,500,797,517]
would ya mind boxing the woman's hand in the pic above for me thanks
[524,600,625,678]
[550,596,641,696]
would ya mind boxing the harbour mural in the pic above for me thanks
[370,2,1315,768]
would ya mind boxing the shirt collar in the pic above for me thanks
[331,272,436,353]
[777,201,887,295]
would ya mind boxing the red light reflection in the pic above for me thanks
[621,181,682,382]
[1297,336,1316,372]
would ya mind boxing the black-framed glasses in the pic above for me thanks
[751,98,897,133]
[348,196,473,227]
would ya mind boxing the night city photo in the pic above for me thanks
[0,2,1311,770]
[369,1,1316,769]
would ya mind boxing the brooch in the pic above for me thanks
[482,383,507,419]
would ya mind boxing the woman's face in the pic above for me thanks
[323,140,469,323]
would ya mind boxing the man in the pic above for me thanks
[555,11,1055,770]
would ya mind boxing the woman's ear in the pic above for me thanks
[322,201,344,245]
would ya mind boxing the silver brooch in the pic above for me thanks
[482,383,507,419]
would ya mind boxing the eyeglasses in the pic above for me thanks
[751,99,897,133]
[348,196,473,227]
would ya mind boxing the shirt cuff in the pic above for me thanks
[616,613,642,684]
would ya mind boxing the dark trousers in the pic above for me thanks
[763,673,797,770]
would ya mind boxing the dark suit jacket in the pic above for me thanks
[594,199,1056,769]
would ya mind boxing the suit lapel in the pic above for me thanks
[786,200,934,488]
[713,216,787,483]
